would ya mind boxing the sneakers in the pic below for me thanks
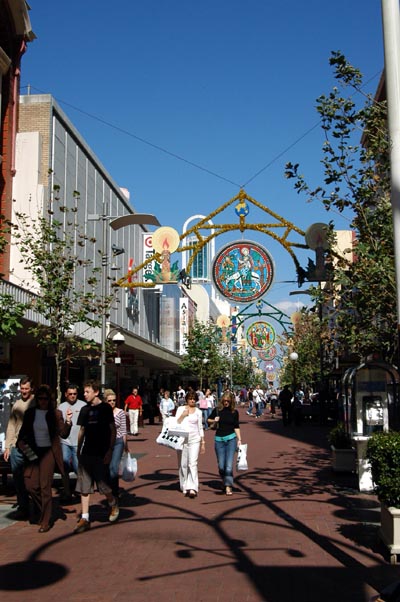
[109,503,120,522]
[74,518,91,534]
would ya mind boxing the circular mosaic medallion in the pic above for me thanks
[246,321,276,350]
[212,240,274,303]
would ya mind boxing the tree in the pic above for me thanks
[12,184,114,403]
[279,308,324,388]
[285,52,396,364]
[0,216,27,338]
[180,320,256,390]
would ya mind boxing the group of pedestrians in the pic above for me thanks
[3,377,121,534]
[3,377,244,534]
[173,389,241,498]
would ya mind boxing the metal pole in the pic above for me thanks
[100,214,108,392]
[382,0,400,330]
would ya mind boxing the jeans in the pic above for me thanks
[61,443,79,475]
[10,446,30,511]
[109,438,125,497]
[214,437,237,487]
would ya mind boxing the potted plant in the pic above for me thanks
[327,422,356,473]
[366,431,400,563]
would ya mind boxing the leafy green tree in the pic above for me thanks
[180,320,258,391]
[12,185,113,403]
[285,51,396,364]
[0,216,27,338]
[279,308,324,388]
[179,320,227,389]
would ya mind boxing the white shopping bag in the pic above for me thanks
[119,452,137,482]
[237,443,248,471]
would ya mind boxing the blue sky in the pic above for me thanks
[21,0,384,318]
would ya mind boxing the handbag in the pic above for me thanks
[199,398,208,409]
[119,452,137,482]
[237,443,248,471]
[156,421,186,451]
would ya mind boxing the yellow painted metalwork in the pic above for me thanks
[114,189,307,289]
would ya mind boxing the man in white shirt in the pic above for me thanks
[58,385,87,500]
[176,385,186,406]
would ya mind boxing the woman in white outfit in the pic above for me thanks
[175,391,205,498]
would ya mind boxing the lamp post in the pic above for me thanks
[289,351,298,396]
[88,211,159,392]
[110,330,125,405]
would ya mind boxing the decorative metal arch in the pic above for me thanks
[114,189,307,289]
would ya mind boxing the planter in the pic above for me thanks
[379,504,400,564]
[331,445,356,473]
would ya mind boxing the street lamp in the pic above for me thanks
[88,211,160,392]
[108,329,125,405]
[289,351,298,395]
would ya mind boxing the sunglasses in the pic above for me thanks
[107,399,116,403]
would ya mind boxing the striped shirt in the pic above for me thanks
[113,408,127,439]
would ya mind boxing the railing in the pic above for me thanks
[0,279,49,325]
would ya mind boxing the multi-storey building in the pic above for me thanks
[3,92,182,395]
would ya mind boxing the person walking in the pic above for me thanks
[124,386,143,436]
[246,387,254,416]
[254,386,264,418]
[175,385,186,407]
[3,376,35,520]
[17,384,72,532]
[159,389,175,423]
[175,391,205,497]
[208,390,242,496]
[74,380,119,534]
[58,384,87,500]
[105,389,128,501]
[279,385,293,426]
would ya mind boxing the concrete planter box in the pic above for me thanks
[331,445,356,472]
[379,504,400,564]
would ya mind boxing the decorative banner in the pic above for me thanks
[265,346,277,360]
[267,372,276,382]
[212,240,274,303]
[246,321,276,350]
[150,226,180,283]
[216,314,230,343]
[265,362,275,372]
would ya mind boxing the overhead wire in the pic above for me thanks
[22,69,382,196]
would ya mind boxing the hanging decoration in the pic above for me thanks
[246,321,276,350]
[212,240,274,303]
[151,226,180,283]
[259,346,277,360]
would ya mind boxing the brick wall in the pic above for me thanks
[18,100,51,187]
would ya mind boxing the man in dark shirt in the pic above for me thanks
[74,380,119,534]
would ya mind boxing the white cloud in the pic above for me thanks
[275,300,306,314]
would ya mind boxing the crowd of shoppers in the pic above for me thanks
[4,377,313,534]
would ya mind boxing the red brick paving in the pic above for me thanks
[1,409,399,602]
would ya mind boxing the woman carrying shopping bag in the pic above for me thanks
[208,391,242,496]
[105,389,128,501]
[175,391,205,498]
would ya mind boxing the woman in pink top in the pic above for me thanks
[175,391,205,498]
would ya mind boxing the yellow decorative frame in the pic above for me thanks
[114,189,307,289]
